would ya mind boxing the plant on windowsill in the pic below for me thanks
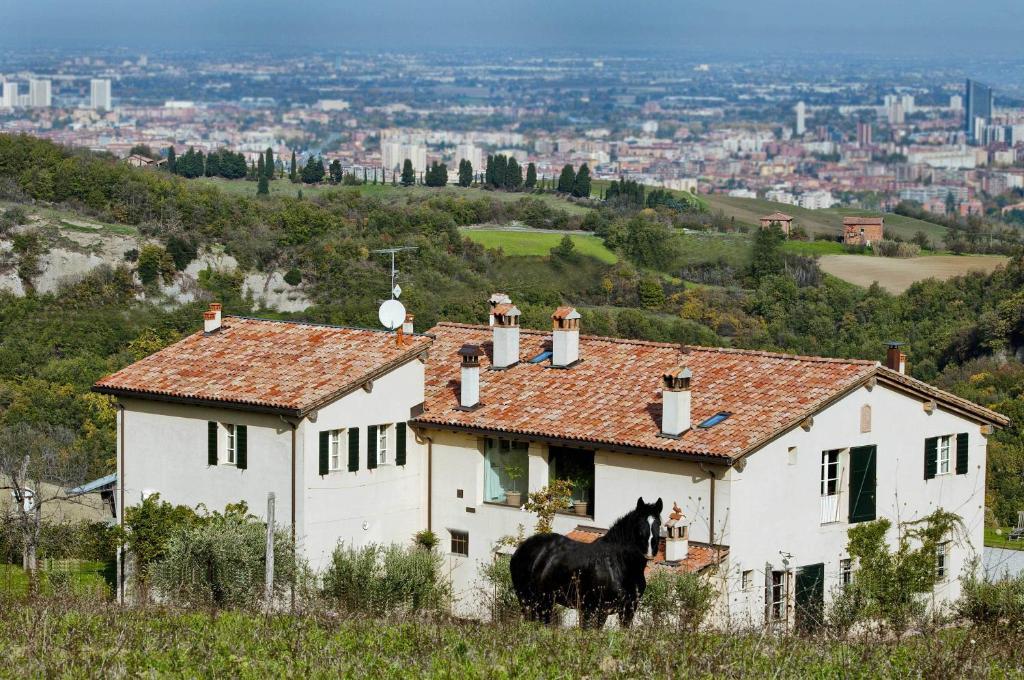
[413,529,439,552]
[504,464,524,507]
[523,479,574,533]
[570,475,591,517]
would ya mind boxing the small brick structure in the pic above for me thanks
[842,216,884,246]
[759,212,794,236]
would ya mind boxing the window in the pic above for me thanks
[450,530,469,556]
[821,450,839,496]
[549,447,595,515]
[936,542,949,581]
[225,424,236,465]
[840,559,853,589]
[377,424,390,465]
[698,412,731,428]
[787,446,798,466]
[769,571,786,621]
[329,429,345,471]
[742,570,754,590]
[937,435,952,476]
[484,438,529,504]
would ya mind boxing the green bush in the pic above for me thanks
[874,240,921,258]
[136,244,175,286]
[151,505,296,609]
[958,573,1024,627]
[479,554,519,622]
[641,568,716,631]
[322,543,449,616]
[283,267,302,286]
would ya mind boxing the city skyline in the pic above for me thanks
[2,0,1022,56]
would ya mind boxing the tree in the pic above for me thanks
[572,163,591,198]
[525,162,537,189]
[750,223,786,282]
[257,173,269,196]
[264,148,274,180]
[256,154,265,184]
[457,159,473,187]
[550,234,576,259]
[129,143,155,159]
[329,160,343,184]
[506,157,522,190]
[945,191,956,215]
[0,423,84,594]
[401,158,416,187]
[301,155,325,184]
[166,146,176,174]
[289,151,297,182]
[557,164,576,193]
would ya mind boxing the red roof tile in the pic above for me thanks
[566,525,727,574]
[415,323,876,461]
[761,212,793,221]
[93,317,431,415]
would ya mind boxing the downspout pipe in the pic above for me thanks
[279,414,302,610]
[698,462,718,545]
[116,401,125,605]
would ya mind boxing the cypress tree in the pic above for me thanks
[290,150,297,182]
[525,162,537,189]
[401,158,415,186]
[264,148,274,179]
[257,173,269,195]
[256,154,265,181]
[166,146,177,174]
[557,164,576,193]
[572,163,591,198]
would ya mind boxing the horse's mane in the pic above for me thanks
[600,507,648,546]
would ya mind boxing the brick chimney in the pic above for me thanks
[491,302,521,369]
[885,342,906,374]
[459,344,483,409]
[661,366,692,437]
[204,303,222,334]
[489,293,511,327]
[551,306,581,367]
[664,501,689,562]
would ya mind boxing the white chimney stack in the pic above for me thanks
[459,344,483,409]
[491,303,521,369]
[488,293,511,327]
[203,303,222,335]
[661,366,692,437]
[551,306,581,367]
[664,502,689,562]
[402,313,414,335]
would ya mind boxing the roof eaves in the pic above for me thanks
[874,367,1010,427]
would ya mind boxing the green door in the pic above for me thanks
[848,445,877,523]
[794,563,824,633]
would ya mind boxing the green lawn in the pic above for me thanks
[0,560,112,597]
[985,527,1024,551]
[462,229,617,263]
[781,240,849,256]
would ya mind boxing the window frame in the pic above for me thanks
[937,435,952,476]
[377,424,390,465]
[770,571,786,621]
[840,558,853,589]
[484,437,530,504]
[821,450,839,497]
[741,570,754,590]
[450,529,469,557]
[329,429,345,471]
[224,423,237,466]
[935,542,949,581]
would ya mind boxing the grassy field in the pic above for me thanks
[818,254,1009,293]
[2,602,1022,677]
[192,178,594,215]
[985,527,1024,551]
[0,561,111,597]
[703,195,948,242]
[461,229,617,263]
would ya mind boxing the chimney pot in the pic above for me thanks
[203,310,221,334]
[885,342,907,374]
[488,293,511,326]
[551,306,581,367]
[664,523,689,562]
[402,313,414,336]
[458,344,483,408]
[661,366,692,437]
[491,302,521,369]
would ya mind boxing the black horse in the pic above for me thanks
[510,497,663,629]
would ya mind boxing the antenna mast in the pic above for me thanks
[372,246,418,299]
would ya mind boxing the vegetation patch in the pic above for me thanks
[462,229,617,263]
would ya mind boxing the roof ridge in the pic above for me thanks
[226,315,431,337]
[429,321,877,365]
[876,366,1010,425]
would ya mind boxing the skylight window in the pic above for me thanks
[698,412,731,428]
[529,351,553,364]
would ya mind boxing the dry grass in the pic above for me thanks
[818,254,1009,293]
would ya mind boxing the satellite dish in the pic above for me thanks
[378,299,406,330]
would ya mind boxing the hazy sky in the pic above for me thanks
[2,0,1022,56]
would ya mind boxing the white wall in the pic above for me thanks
[723,382,987,627]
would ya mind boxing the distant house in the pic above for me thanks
[759,212,794,236]
[124,154,165,168]
[842,216,884,246]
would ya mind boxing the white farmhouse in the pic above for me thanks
[94,301,1007,628]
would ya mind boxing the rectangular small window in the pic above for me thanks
[450,530,469,557]
[377,424,390,465]
[840,558,853,589]
[937,435,952,475]
[936,542,949,581]
[224,423,236,465]
[787,446,797,466]
[770,571,786,621]
[329,429,345,471]
[742,570,754,590]
[821,450,839,497]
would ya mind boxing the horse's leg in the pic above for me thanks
[581,606,605,630]
[617,599,638,628]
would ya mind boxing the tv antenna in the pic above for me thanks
[372,246,417,300]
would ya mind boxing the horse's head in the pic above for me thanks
[636,496,663,558]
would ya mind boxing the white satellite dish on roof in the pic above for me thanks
[378,299,406,330]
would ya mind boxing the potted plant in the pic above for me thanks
[504,464,524,507]
[571,475,591,516]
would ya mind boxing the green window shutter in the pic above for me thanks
[208,421,218,466]
[348,428,360,472]
[956,433,969,475]
[367,425,378,469]
[924,437,937,480]
[849,445,876,523]
[319,431,329,476]
[236,425,247,470]
[396,422,407,466]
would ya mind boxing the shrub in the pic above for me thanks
[322,543,449,616]
[136,244,175,285]
[874,240,921,258]
[413,530,438,551]
[165,236,198,270]
[958,572,1024,627]
[283,267,302,286]
[151,505,296,609]
[641,568,716,631]
[479,554,519,622]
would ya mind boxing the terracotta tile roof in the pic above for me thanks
[842,216,884,225]
[552,306,580,320]
[491,303,520,316]
[93,316,431,415]
[761,212,793,221]
[566,525,727,574]
[876,366,1010,426]
[414,323,877,461]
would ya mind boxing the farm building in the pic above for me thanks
[842,216,884,246]
[759,212,794,236]
[94,300,1006,629]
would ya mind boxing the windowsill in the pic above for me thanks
[483,500,523,509]
[556,508,594,521]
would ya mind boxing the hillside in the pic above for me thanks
[703,194,948,242]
